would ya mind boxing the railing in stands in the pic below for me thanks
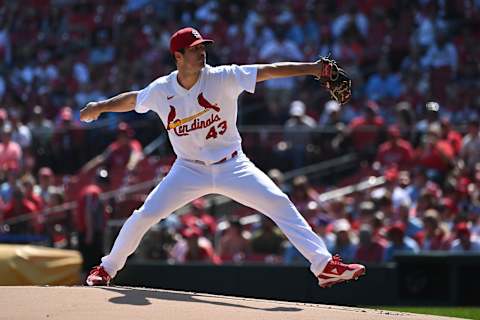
[282,153,357,181]
[143,134,167,156]
[216,175,386,233]
[1,178,162,229]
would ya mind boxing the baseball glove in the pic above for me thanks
[316,57,352,105]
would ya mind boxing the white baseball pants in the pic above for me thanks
[100,151,331,278]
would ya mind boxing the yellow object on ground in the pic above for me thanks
[0,244,82,285]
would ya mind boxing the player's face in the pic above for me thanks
[181,44,206,71]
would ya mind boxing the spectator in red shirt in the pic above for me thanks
[415,124,454,180]
[375,126,414,170]
[418,209,451,251]
[105,122,143,172]
[440,118,462,156]
[170,227,218,264]
[75,168,110,271]
[180,197,217,239]
[348,101,385,160]
[355,224,385,264]
[0,124,22,175]
[21,175,44,211]
[217,218,251,262]
[81,122,143,188]
[2,188,41,234]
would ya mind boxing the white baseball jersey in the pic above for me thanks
[135,64,257,163]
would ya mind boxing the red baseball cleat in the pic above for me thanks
[317,255,366,288]
[86,266,111,286]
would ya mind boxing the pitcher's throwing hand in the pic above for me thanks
[80,102,101,123]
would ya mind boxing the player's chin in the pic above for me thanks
[194,63,205,72]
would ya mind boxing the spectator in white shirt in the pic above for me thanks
[259,27,303,116]
[331,4,369,39]
[421,31,458,73]
[460,119,480,173]
[284,100,316,169]
[9,109,32,149]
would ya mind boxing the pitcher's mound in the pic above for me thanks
[1,286,461,320]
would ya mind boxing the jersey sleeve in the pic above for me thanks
[223,64,257,96]
[135,80,162,114]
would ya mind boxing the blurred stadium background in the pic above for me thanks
[0,0,479,310]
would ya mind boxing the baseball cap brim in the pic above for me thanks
[188,38,214,49]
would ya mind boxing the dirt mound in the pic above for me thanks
[1,286,462,320]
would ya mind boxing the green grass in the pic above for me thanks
[373,307,480,319]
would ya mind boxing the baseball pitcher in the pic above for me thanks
[81,27,364,288]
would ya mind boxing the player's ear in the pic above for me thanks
[174,51,184,65]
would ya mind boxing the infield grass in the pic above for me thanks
[374,307,480,320]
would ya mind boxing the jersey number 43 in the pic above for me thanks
[206,121,227,140]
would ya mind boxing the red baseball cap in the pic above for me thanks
[387,221,406,235]
[182,226,202,239]
[385,166,399,182]
[170,27,213,54]
[455,222,470,236]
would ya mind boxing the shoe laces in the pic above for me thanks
[91,266,105,275]
[331,254,344,265]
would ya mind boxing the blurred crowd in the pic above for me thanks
[0,0,480,270]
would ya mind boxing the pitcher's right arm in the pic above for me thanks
[80,91,138,123]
